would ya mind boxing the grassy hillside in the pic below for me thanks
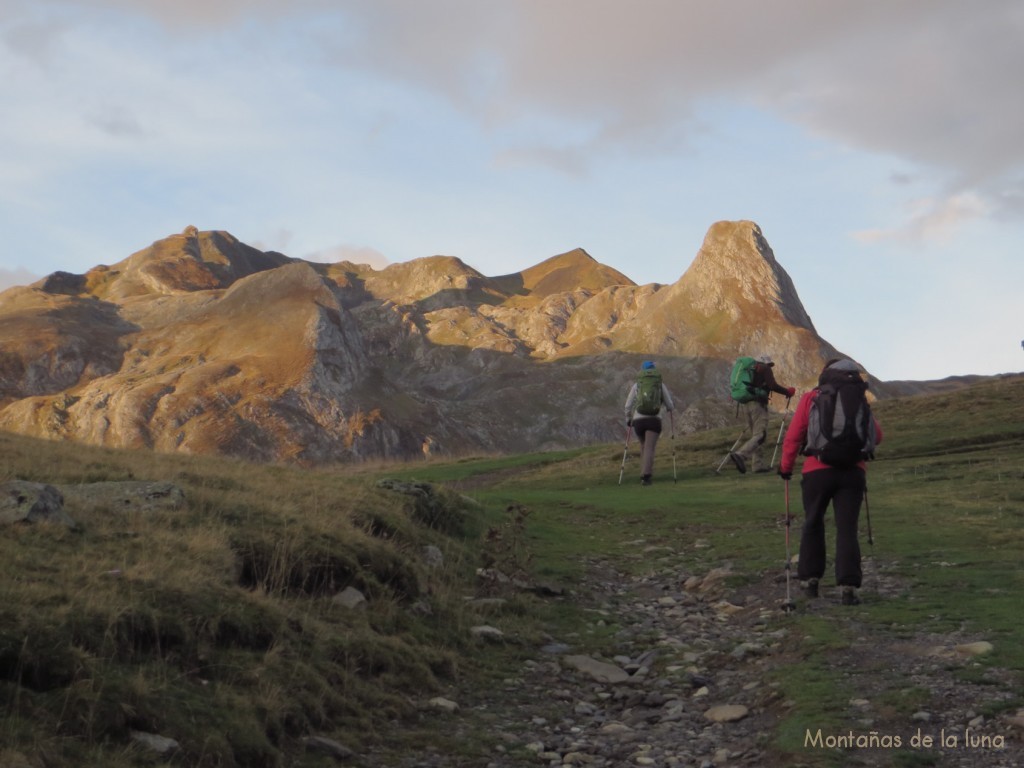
[2,374,1023,766]
[0,436,495,767]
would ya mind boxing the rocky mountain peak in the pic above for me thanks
[361,255,491,307]
[509,247,635,297]
[676,220,815,333]
[72,229,292,301]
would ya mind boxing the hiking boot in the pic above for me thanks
[729,453,747,474]
[640,475,652,486]
[841,586,861,606]
[803,578,819,598]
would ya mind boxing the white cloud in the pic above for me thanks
[340,2,1024,235]
[492,144,589,178]
[0,267,40,291]
[304,245,389,270]
[853,193,989,245]
[14,2,1024,213]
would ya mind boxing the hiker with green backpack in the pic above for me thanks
[623,361,675,486]
[727,355,796,474]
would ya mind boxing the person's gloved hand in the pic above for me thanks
[778,468,792,481]
[786,387,796,398]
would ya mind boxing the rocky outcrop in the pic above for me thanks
[57,481,186,514]
[0,481,76,527]
[0,222,876,463]
[0,479,188,528]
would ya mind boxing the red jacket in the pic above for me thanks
[780,389,884,475]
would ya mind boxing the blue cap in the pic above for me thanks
[642,361,655,369]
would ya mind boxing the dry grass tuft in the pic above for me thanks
[0,431,484,766]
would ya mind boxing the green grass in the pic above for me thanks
[2,374,1023,766]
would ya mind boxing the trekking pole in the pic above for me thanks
[617,425,631,485]
[864,484,874,546]
[715,432,744,474]
[782,478,796,612]
[670,412,677,484]
[770,396,793,469]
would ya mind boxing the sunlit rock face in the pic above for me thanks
[0,222,862,463]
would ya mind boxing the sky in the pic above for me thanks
[2,0,1023,382]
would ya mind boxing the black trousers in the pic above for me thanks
[632,416,662,478]
[797,467,866,587]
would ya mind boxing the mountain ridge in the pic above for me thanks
[0,220,972,464]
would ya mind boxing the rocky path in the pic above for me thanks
[369,547,1023,768]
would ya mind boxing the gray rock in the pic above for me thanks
[130,730,180,755]
[466,597,508,611]
[301,735,355,761]
[422,544,444,568]
[332,586,367,609]
[427,696,459,713]
[540,642,571,655]
[59,481,185,513]
[955,641,994,657]
[0,481,76,528]
[563,655,630,684]
[703,704,749,723]
[470,625,505,642]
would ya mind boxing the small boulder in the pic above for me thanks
[955,641,994,657]
[0,481,76,528]
[301,735,355,761]
[427,696,459,713]
[470,625,505,642]
[704,704,749,723]
[332,586,367,609]
[562,655,630,684]
[130,730,180,755]
[422,544,444,568]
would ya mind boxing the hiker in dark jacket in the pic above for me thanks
[779,358,884,606]
[729,355,795,474]
[624,361,675,486]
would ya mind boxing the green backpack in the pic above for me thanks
[729,356,767,403]
[635,369,664,416]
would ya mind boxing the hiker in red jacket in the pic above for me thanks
[779,359,883,606]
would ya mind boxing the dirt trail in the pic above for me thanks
[394,467,1024,767]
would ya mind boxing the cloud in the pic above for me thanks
[159,0,1006,242]
[6,4,1024,279]
[0,267,41,291]
[17,2,1024,192]
[493,144,589,178]
[303,245,389,270]
[25,0,319,27]
[852,192,989,245]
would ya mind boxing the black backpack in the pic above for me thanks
[802,365,876,468]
